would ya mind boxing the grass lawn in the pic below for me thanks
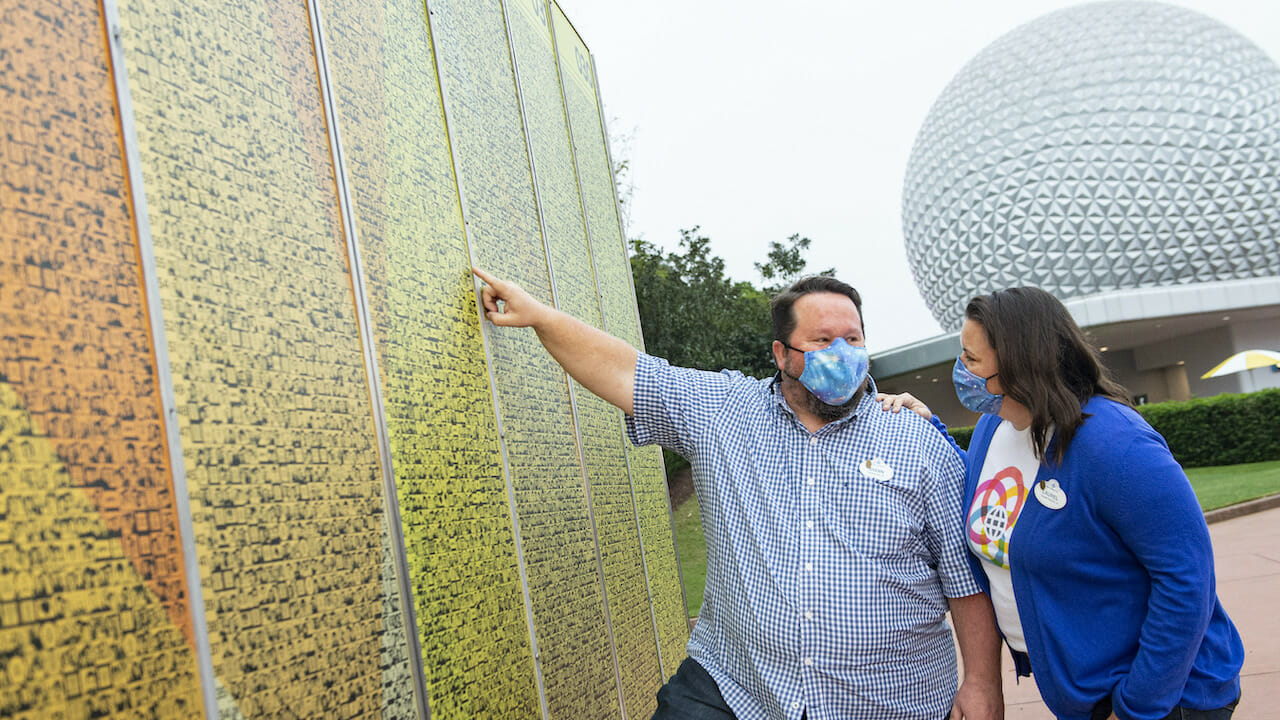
[671,459,1280,618]
[1185,459,1280,510]
[672,499,706,618]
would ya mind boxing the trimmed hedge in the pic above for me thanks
[949,424,974,451]
[944,388,1280,468]
[1137,389,1280,468]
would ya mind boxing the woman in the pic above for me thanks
[880,287,1243,720]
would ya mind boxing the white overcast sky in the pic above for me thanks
[554,0,1280,352]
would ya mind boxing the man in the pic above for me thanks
[472,267,1002,720]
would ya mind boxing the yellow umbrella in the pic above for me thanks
[1200,349,1280,379]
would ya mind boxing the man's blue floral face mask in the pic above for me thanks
[789,337,869,406]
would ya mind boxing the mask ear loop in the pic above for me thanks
[961,357,999,386]
[778,341,803,383]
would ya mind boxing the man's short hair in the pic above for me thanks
[770,276,864,344]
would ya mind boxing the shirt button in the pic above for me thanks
[804,562,813,571]
[809,436,818,445]
[805,520,814,529]
[804,611,813,620]
[791,701,801,710]
[807,477,815,486]
[804,657,814,666]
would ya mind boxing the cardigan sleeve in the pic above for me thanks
[1095,424,1216,720]
[927,414,969,464]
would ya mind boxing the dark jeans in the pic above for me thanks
[652,657,737,720]
[651,657,946,719]
[1091,695,1240,720]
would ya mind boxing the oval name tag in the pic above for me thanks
[1035,479,1067,510]
[861,457,894,482]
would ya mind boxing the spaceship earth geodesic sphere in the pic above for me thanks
[902,1,1280,331]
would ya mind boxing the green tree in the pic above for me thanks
[630,228,774,378]
[754,234,835,295]
[629,228,829,378]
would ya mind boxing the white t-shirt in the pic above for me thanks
[967,421,1044,653]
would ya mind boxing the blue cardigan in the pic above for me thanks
[934,397,1243,720]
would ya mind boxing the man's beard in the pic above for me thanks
[806,387,860,422]
[784,357,861,422]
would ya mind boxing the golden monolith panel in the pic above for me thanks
[316,0,541,715]
[551,2,691,678]
[306,1,420,716]
[623,448,687,679]
[0,1,204,716]
[429,0,621,717]
[508,1,663,717]
[0,386,202,718]
[117,0,408,715]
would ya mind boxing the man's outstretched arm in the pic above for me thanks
[473,267,638,415]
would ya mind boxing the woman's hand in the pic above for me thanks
[877,392,933,421]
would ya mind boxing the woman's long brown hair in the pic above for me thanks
[966,287,1132,465]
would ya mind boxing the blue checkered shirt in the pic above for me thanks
[627,354,980,720]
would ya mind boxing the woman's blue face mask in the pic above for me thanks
[787,337,870,406]
[952,355,1003,415]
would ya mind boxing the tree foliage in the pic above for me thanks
[629,227,826,378]
[755,234,835,295]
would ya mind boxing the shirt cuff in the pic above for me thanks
[624,353,661,447]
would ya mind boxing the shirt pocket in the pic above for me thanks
[823,473,926,558]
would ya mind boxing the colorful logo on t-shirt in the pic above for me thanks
[968,466,1029,568]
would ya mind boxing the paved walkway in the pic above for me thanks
[997,504,1280,719]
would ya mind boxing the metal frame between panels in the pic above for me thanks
[498,1,629,717]
[100,2,220,717]
[304,1,432,718]
[542,2,675,681]
[420,1,550,718]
